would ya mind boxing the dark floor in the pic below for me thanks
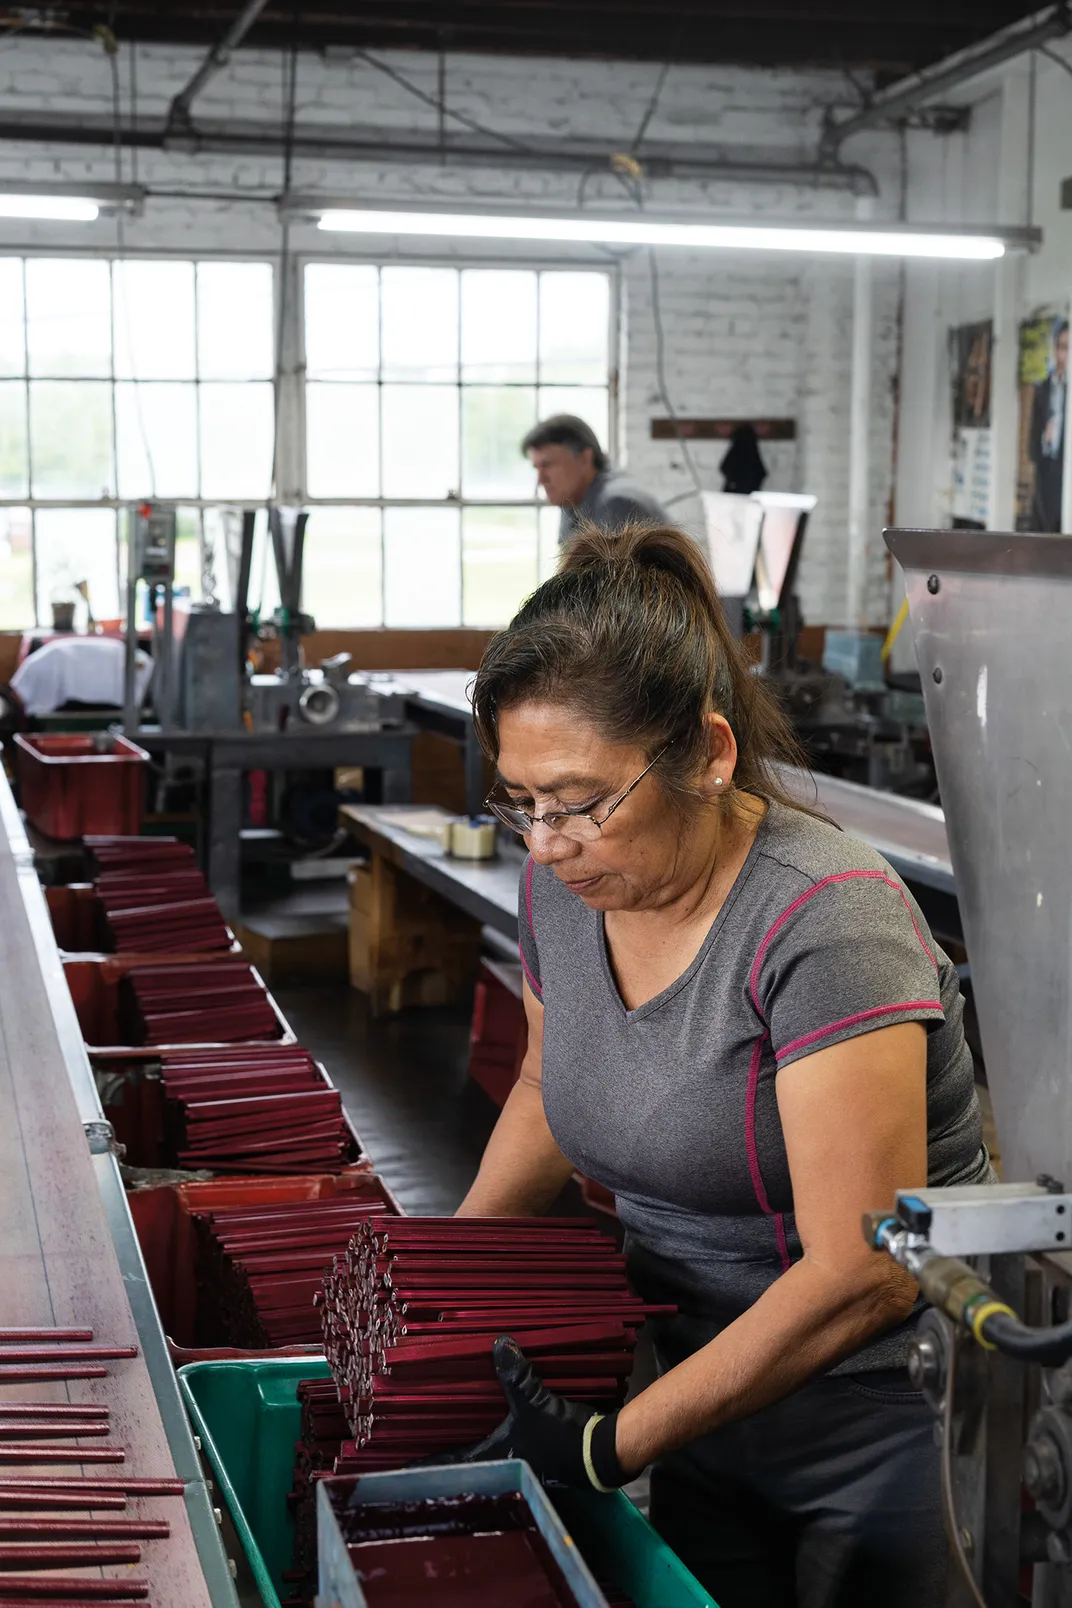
[273,982,497,1215]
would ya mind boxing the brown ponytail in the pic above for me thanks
[471,520,813,812]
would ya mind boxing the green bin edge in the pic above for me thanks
[178,1357,716,1608]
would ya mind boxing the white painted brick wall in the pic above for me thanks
[0,35,912,623]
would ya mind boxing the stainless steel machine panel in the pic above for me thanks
[245,671,410,734]
[176,605,242,732]
[886,528,1072,1185]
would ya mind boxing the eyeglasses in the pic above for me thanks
[485,744,671,843]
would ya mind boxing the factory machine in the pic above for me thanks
[122,500,409,737]
[864,528,1072,1606]
[703,492,933,794]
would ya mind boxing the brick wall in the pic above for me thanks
[0,37,908,625]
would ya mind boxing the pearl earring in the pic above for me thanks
[715,777,724,787]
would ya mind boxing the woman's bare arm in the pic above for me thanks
[457,981,575,1216]
[613,1021,927,1473]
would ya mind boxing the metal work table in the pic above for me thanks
[376,671,485,815]
[339,803,523,942]
[0,773,238,1608]
[781,767,954,895]
[134,724,416,922]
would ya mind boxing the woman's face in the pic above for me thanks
[495,701,733,911]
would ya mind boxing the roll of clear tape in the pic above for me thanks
[447,817,497,860]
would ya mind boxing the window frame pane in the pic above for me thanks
[0,250,283,627]
[0,252,614,630]
[296,255,616,629]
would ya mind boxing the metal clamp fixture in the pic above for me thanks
[83,1120,123,1159]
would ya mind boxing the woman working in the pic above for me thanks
[456,522,991,1608]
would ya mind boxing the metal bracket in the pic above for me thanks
[84,1119,123,1158]
[894,1183,1072,1256]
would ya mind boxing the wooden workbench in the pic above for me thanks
[338,804,524,1013]
[339,803,524,941]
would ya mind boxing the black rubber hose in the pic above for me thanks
[981,1311,1072,1367]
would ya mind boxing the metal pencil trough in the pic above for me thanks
[316,1460,611,1608]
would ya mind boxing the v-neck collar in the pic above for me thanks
[596,804,774,1022]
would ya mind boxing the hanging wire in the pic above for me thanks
[614,55,706,513]
[269,18,300,511]
[355,49,537,156]
[105,24,158,499]
[940,1336,989,1608]
[128,38,138,189]
[648,248,705,509]
[577,60,670,210]
[630,60,673,156]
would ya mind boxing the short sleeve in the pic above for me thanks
[517,857,543,1001]
[751,869,945,1069]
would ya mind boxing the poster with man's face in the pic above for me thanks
[1016,310,1069,533]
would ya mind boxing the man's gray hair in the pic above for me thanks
[521,414,608,472]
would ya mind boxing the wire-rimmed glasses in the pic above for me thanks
[485,743,671,842]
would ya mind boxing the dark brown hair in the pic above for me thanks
[472,521,813,812]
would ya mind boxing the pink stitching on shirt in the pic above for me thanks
[748,869,937,1015]
[521,857,543,998]
[776,1000,943,1062]
[744,1031,792,1274]
[517,942,543,1000]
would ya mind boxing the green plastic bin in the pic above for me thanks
[178,1357,716,1608]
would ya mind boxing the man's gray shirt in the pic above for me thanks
[559,467,670,542]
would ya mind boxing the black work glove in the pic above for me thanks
[425,1336,627,1491]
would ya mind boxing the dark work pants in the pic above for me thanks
[648,1322,947,1608]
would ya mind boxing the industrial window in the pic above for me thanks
[0,257,275,629]
[300,264,613,629]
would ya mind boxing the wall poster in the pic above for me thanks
[1016,308,1069,532]
[949,319,992,527]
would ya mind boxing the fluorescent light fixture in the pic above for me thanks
[0,195,99,221]
[0,181,146,222]
[306,203,1038,261]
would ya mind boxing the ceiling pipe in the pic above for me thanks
[0,112,879,195]
[164,0,271,145]
[822,1,1072,153]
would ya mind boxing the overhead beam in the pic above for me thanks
[0,110,879,194]
[823,2,1072,149]
[0,1,1047,70]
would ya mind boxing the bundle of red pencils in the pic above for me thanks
[86,835,197,875]
[100,892,230,956]
[318,1218,671,1475]
[159,1047,361,1174]
[85,836,232,955]
[283,1379,349,1604]
[120,959,281,1045]
[191,1190,398,1348]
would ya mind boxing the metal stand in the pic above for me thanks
[138,726,415,922]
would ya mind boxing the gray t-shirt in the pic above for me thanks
[559,468,670,543]
[519,800,991,1371]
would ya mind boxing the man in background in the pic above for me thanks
[522,414,669,544]
[1030,319,1068,532]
